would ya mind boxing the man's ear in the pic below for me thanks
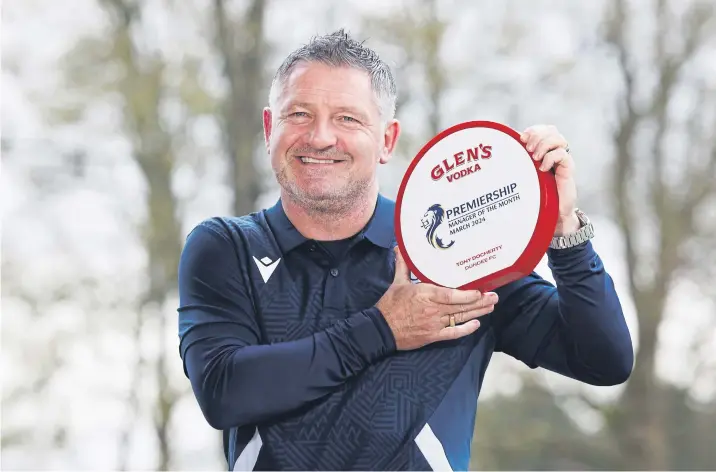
[379,119,401,164]
[263,107,273,153]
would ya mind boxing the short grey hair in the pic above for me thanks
[268,29,397,123]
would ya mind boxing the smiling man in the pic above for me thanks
[177,29,633,471]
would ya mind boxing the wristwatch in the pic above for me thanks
[549,208,594,249]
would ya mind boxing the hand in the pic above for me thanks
[375,247,498,351]
[520,125,580,236]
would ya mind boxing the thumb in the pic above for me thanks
[393,246,410,284]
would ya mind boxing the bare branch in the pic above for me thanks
[680,2,716,60]
[599,1,716,468]
[605,0,641,296]
[117,304,146,471]
[100,0,141,26]
[645,3,713,285]
[684,136,716,211]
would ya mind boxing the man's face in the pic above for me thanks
[263,61,400,211]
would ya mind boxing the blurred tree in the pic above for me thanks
[362,0,448,157]
[1,259,70,452]
[45,0,220,466]
[45,0,272,467]
[471,379,716,470]
[470,382,619,470]
[602,0,716,469]
[213,0,269,216]
[94,1,183,469]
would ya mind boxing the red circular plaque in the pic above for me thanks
[395,121,559,292]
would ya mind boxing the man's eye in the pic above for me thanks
[290,112,308,117]
[340,116,359,123]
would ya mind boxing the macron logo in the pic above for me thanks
[252,256,281,283]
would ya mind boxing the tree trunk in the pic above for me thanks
[603,0,716,468]
[612,288,668,469]
[214,0,268,217]
[99,1,184,468]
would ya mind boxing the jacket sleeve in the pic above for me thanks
[177,221,396,430]
[493,241,634,386]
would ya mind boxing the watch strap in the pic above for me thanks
[550,209,594,249]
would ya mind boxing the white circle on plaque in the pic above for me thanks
[395,121,559,292]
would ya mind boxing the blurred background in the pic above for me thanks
[2,0,716,470]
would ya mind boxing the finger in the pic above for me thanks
[441,299,496,325]
[456,303,496,323]
[464,291,499,309]
[539,148,568,172]
[435,319,481,341]
[392,246,410,284]
[532,135,567,163]
[521,127,545,153]
[519,126,538,143]
[442,291,498,312]
[430,287,482,305]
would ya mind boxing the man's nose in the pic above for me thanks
[307,118,338,150]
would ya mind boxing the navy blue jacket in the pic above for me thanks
[177,194,633,471]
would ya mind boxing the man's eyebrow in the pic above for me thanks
[286,101,313,109]
[333,106,369,120]
[281,101,312,112]
[282,102,370,120]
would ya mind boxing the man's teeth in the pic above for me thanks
[300,157,337,164]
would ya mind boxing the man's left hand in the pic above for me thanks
[520,125,580,236]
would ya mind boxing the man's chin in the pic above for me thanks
[293,181,347,199]
[277,173,373,211]
[299,191,349,208]
[286,187,357,212]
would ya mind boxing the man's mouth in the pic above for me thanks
[298,156,343,164]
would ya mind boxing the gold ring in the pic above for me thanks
[449,315,456,327]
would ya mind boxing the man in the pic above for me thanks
[177,29,633,471]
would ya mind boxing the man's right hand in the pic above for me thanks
[375,247,498,351]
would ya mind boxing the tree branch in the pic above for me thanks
[684,133,716,211]
[117,303,146,471]
[605,0,640,296]
[101,0,140,26]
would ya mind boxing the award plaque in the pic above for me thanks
[395,121,559,292]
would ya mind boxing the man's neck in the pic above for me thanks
[282,188,379,241]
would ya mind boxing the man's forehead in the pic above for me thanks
[282,90,366,108]
[279,63,375,105]
[285,61,371,85]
